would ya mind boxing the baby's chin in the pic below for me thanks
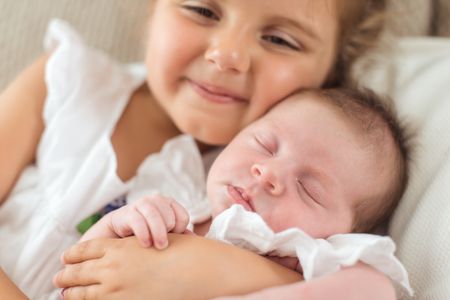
[209,201,230,218]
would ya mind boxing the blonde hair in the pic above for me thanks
[327,0,387,86]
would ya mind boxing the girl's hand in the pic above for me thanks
[53,235,301,300]
[80,195,189,249]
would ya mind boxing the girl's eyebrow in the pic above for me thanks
[268,16,321,42]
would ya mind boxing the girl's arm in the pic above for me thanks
[0,55,47,204]
[54,234,395,300]
[55,234,302,300]
[0,268,28,300]
[214,263,396,300]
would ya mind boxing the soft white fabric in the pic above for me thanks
[357,37,450,300]
[0,20,208,300]
[206,205,413,297]
[126,134,211,227]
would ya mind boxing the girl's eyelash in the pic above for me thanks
[183,5,219,21]
[262,35,301,51]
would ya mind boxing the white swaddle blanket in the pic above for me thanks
[206,204,413,297]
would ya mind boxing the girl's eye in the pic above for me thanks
[183,5,219,21]
[262,35,301,51]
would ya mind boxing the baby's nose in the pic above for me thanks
[251,163,285,196]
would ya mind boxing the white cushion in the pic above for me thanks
[358,37,450,300]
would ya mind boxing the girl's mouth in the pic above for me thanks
[226,184,255,212]
[188,79,248,104]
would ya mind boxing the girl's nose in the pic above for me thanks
[251,163,285,196]
[204,30,250,73]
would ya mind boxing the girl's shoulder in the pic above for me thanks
[43,19,146,123]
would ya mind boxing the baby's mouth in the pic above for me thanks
[227,185,255,212]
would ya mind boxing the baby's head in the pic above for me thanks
[144,0,386,145]
[207,87,410,238]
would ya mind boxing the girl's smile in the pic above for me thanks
[187,78,248,104]
[145,0,340,145]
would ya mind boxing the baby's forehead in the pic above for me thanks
[269,90,397,161]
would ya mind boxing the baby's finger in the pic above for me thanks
[170,201,190,233]
[148,198,177,232]
[136,203,169,249]
[127,208,152,247]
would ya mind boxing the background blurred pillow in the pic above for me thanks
[0,0,148,90]
[435,0,450,36]
[358,37,450,300]
[384,0,433,37]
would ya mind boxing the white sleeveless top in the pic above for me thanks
[0,19,210,299]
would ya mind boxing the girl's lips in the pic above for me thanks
[227,185,255,212]
[188,79,247,104]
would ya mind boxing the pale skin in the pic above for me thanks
[81,94,396,249]
[73,94,398,299]
[0,0,395,299]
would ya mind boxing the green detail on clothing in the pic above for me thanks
[76,213,101,234]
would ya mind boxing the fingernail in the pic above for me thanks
[160,240,168,249]
[60,288,67,299]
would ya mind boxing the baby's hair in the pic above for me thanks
[327,0,387,86]
[303,87,412,234]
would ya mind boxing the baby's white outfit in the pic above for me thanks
[0,20,412,299]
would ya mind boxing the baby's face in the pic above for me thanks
[145,0,340,145]
[207,95,386,238]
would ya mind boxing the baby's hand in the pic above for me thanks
[115,195,190,249]
[82,195,190,249]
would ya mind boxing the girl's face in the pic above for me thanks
[146,0,339,145]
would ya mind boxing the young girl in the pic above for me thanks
[0,0,389,299]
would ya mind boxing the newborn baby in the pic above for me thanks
[81,87,412,294]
